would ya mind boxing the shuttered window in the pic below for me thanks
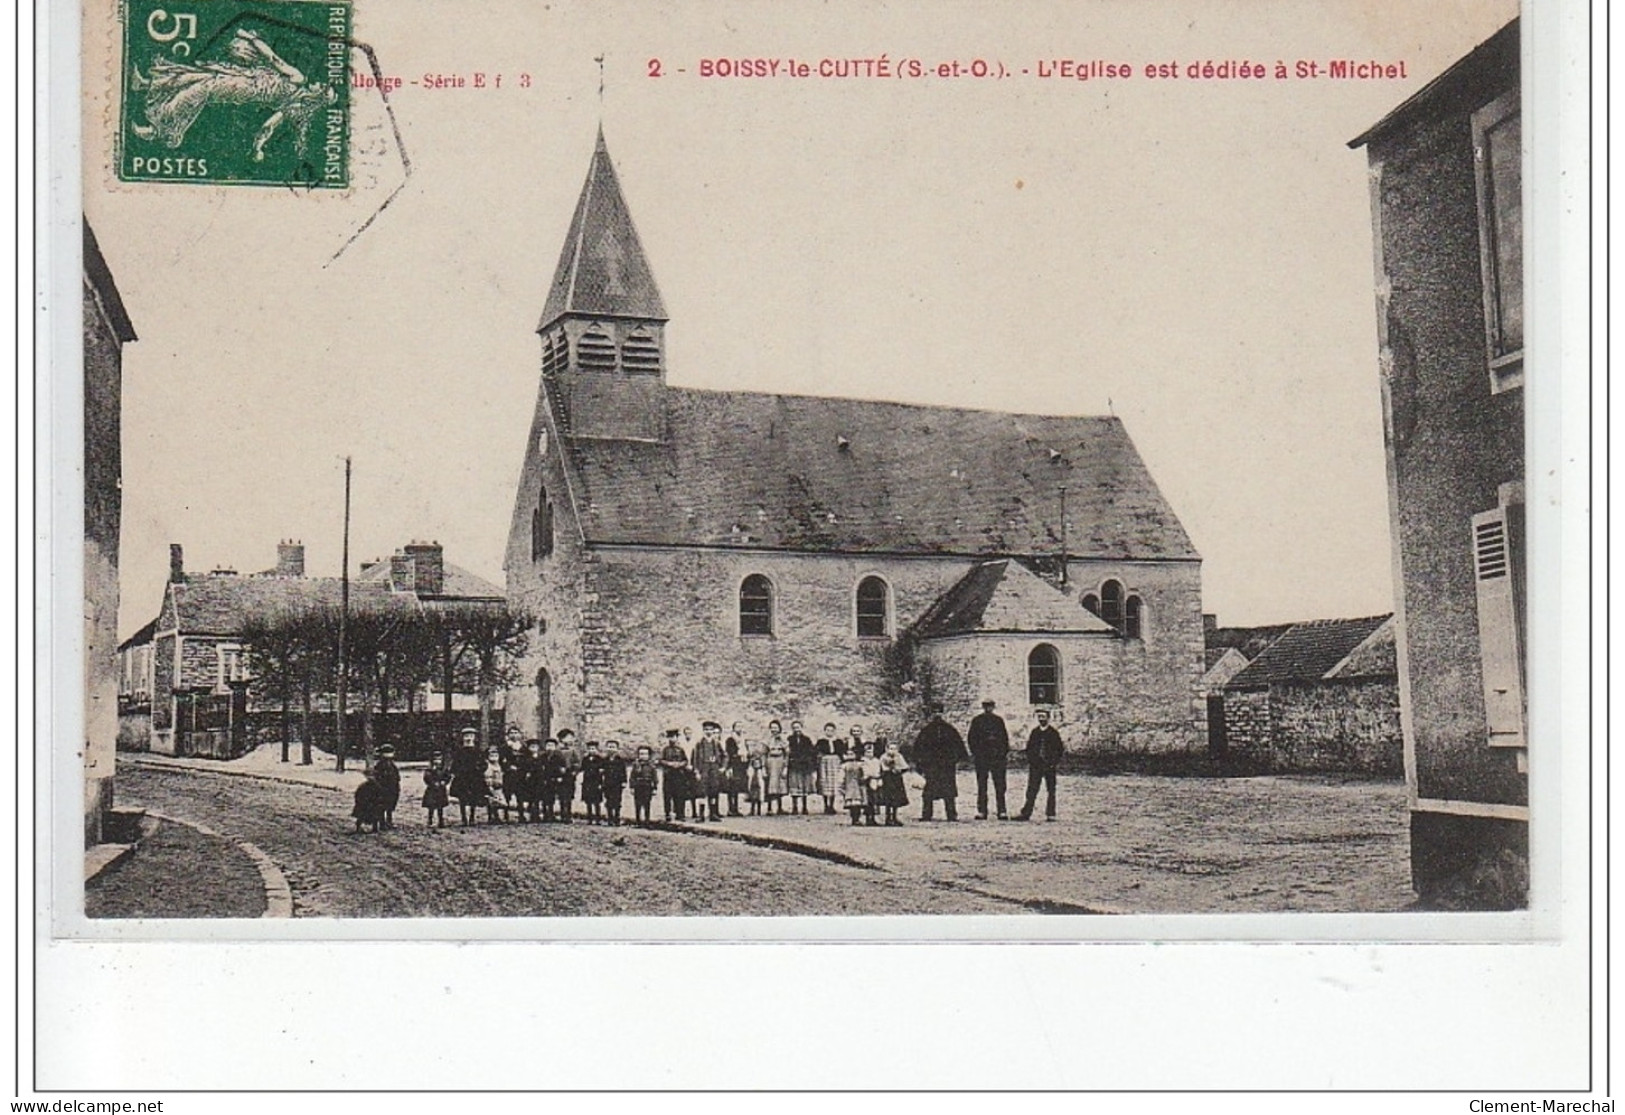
[1472,506,1524,748]
[622,331,661,375]
[578,328,617,371]
[1472,90,1523,393]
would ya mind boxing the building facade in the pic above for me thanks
[84,223,136,846]
[504,132,1206,751]
[1351,20,1526,907]
[124,540,502,756]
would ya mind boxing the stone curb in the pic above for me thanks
[143,808,294,918]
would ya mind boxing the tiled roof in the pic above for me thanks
[1205,623,1293,660]
[169,576,414,636]
[353,560,503,601]
[1226,615,1394,689]
[562,389,1197,560]
[539,130,667,327]
[914,560,1118,639]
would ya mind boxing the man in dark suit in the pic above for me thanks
[1015,709,1065,822]
[966,699,1010,820]
[913,703,970,821]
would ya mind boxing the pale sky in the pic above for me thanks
[85,0,1519,639]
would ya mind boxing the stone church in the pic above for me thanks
[504,131,1206,752]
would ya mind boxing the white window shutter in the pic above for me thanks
[1472,508,1524,747]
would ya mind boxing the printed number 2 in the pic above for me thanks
[147,9,198,56]
[647,58,662,77]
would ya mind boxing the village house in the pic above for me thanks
[120,539,503,756]
[1218,615,1401,775]
[1351,19,1526,906]
[503,131,1206,749]
[84,222,135,845]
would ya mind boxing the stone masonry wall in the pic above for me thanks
[1224,679,1402,775]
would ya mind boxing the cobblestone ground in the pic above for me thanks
[113,761,1413,916]
[114,766,1016,917]
[86,818,267,918]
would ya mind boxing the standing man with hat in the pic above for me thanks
[912,702,970,822]
[966,699,1010,820]
[1014,708,1066,822]
[658,728,691,822]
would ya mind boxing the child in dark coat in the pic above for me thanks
[352,772,384,833]
[600,741,628,825]
[372,745,401,829]
[629,745,659,823]
[421,755,450,828]
[580,741,606,824]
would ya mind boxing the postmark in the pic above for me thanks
[118,0,352,188]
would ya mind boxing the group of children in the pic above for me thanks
[351,718,918,832]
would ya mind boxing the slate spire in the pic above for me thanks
[538,129,667,330]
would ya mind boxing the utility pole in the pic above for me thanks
[1059,484,1069,587]
[335,456,351,772]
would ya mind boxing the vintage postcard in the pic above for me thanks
[66,0,1568,940]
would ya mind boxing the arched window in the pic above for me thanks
[739,574,774,636]
[1081,593,1100,616]
[622,330,662,375]
[531,491,553,560]
[1124,595,1144,640]
[577,327,617,371]
[1028,644,1061,705]
[855,576,890,638]
[1100,579,1124,629]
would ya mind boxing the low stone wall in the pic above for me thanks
[1221,677,1401,775]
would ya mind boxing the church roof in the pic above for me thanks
[538,130,667,327]
[913,560,1117,639]
[561,388,1198,560]
[1226,614,1393,689]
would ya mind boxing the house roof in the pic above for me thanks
[1348,19,1518,150]
[1226,614,1394,689]
[1205,622,1293,661]
[353,560,504,601]
[561,389,1197,560]
[118,617,157,651]
[913,560,1117,639]
[84,222,136,344]
[168,576,415,637]
[538,129,667,328]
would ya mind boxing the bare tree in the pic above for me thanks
[441,603,534,750]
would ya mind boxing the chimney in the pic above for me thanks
[276,539,305,578]
[403,540,445,596]
[169,544,185,583]
[388,553,416,593]
[1203,613,1218,635]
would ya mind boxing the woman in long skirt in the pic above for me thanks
[723,725,748,817]
[762,720,790,815]
[816,723,844,815]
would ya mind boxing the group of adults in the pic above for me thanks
[914,701,1067,822]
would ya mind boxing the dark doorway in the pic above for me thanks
[536,668,552,741]
[1206,695,1228,756]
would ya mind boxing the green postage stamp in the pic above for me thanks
[118,0,352,187]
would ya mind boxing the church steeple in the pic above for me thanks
[540,129,667,328]
[537,131,668,441]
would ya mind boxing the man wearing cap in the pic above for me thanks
[658,729,691,822]
[967,699,1011,820]
[692,720,726,822]
[1014,708,1066,822]
[372,744,401,830]
[912,703,970,821]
